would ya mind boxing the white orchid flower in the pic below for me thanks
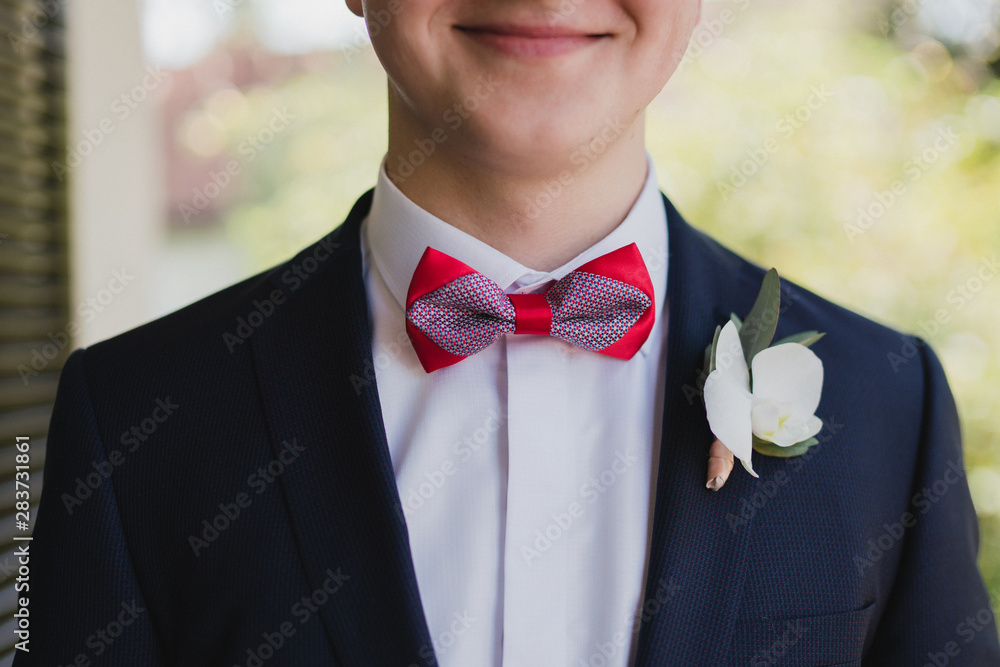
[703,320,824,478]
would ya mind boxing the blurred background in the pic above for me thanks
[0,0,998,659]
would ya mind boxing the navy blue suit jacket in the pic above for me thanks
[17,191,1000,666]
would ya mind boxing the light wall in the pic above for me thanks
[66,0,163,347]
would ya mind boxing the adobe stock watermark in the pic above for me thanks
[920,589,1000,667]
[341,0,403,63]
[853,458,966,575]
[544,0,584,24]
[524,116,629,218]
[390,74,502,183]
[180,107,297,224]
[941,255,999,313]
[12,544,29,653]
[726,415,846,532]
[680,0,754,69]
[52,67,171,182]
[406,608,481,667]
[6,0,67,53]
[350,330,415,395]
[877,0,928,37]
[429,610,477,658]
[520,449,638,565]
[222,289,288,353]
[887,254,998,372]
[234,566,350,667]
[682,282,800,407]
[546,0,752,30]
[0,551,26,586]
[717,84,834,201]
[18,267,133,380]
[213,0,247,19]
[222,235,340,352]
[188,438,306,556]
[580,577,683,667]
[394,407,508,521]
[18,267,135,386]
[750,619,809,666]
[61,397,180,515]
[844,125,959,242]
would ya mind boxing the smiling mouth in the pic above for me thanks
[455,24,612,57]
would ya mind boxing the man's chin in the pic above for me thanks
[469,104,620,150]
[454,131,610,179]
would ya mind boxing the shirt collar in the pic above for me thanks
[362,151,669,354]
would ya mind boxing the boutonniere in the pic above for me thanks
[701,269,826,492]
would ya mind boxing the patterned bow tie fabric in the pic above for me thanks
[405,244,655,372]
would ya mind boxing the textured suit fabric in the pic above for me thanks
[16,190,999,666]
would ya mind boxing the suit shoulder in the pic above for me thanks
[689,223,928,387]
[87,262,278,362]
[705,227,907,333]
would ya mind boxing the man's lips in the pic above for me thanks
[455,23,612,57]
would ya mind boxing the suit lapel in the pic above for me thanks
[250,190,434,665]
[634,195,767,664]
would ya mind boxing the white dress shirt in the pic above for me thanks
[359,153,670,667]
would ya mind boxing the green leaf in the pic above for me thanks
[739,269,781,365]
[752,436,819,458]
[772,331,826,348]
[708,324,722,373]
[729,313,743,329]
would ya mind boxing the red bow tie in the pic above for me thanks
[405,244,655,373]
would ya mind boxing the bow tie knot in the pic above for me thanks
[506,293,551,335]
[405,245,654,373]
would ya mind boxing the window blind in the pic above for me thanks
[0,0,67,662]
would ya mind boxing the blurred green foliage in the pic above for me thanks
[192,0,1000,620]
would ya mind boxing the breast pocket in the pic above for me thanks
[730,600,877,666]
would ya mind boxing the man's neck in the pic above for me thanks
[383,118,650,272]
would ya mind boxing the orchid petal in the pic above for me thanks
[713,321,749,388]
[704,322,755,475]
[765,415,812,447]
[750,402,780,438]
[750,343,824,417]
[705,370,754,476]
[804,414,823,440]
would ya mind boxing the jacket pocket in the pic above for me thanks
[730,600,877,666]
